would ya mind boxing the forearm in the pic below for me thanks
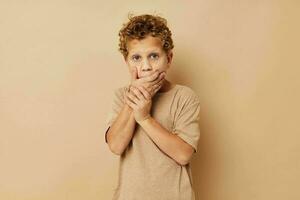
[138,116,194,165]
[106,104,136,155]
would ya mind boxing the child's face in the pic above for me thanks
[125,35,173,79]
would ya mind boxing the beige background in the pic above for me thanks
[0,0,299,200]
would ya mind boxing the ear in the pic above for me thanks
[167,51,173,64]
[123,54,128,63]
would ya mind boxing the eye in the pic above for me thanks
[132,55,141,61]
[149,53,159,59]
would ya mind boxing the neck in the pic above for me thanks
[158,79,174,93]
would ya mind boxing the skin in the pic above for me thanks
[125,34,174,97]
[123,35,195,165]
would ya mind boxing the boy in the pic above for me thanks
[104,14,201,200]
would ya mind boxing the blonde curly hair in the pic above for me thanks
[118,13,174,60]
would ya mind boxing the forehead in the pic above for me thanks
[127,35,163,54]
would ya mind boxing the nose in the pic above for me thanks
[141,59,152,72]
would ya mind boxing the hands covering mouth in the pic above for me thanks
[128,68,166,98]
[124,68,166,123]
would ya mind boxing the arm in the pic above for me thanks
[106,70,165,156]
[125,85,199,166]
[138,116,194,165]
[106,103,136,155]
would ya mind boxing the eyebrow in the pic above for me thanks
[131,50,160,55]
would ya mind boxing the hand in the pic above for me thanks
[128,68,166,98]
[124,85,152,123]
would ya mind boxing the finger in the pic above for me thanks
[156,76,165,86]
[124,92,132,104]
[131,86,145,101]
[138,86,151,100]
[126,90,140,104]
[142,72,164,92]
[150,84,160,95]
[149,72,166,85]
[127,90,139,102]
[150,78,164,93]
[130,68,138,82]
[153,84,163,95]
[124,94,131,105]
[128,86,140,99]
[150,72,166,85]
[125,96,138,109]
[125,93,139,109]
[141,70,160,83]
[152,78,164,93]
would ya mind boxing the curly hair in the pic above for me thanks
[118,13,174,60]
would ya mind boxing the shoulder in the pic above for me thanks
[175,84,200,104]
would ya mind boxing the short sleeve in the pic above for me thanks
[104,87,126,143]
[172,97,201,153]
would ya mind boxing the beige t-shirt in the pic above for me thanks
[104,84,201,200]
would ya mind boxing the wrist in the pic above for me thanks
[136,114,152,125]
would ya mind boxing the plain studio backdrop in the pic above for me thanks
[0,1,299,200]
